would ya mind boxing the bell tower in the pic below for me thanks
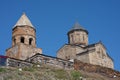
[12,13,36,47]
[67,22,88,46]
[6,13,42,60]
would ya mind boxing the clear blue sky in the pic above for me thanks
[0,0,120,71]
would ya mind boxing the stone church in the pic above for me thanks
[57,22,114,69]
[5,13,113,69]
[6,13,42,60]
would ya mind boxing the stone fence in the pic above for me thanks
[0,54,73,69]
[7,58,33,68]
[2,54,120,79]
[26,53,74,70]
[74,59,120,78]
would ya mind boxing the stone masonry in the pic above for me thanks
[26,53,73,70]
[0,13,118,79]
[6,13,42,60]
[57,22,114,69]
[4,13,114,69]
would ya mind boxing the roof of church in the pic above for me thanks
[13,13,34,29]
[72,22,85,30]
[67,22,88,34]
[25,53,73,63]
[76,42,113,61]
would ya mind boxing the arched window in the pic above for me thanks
[83,35,85,41]
[14,38,16,44]
[71,35,74,43]
[21,37,24,43]
[29,38,33,45]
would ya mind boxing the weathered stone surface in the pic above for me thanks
[68,31,88,45]
[57,42,113,69]
[89,43,114,69]
[74,60,120,78]
[57,45,77,60]
[7,58,33,68]
[26,53,74,70]
[57,22,114,69]
[6,43,42,60]
[6,14,42,60]
[12,26,36,47]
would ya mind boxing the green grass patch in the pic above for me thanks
[23,67,35,72]
[0,67,6,72]
[71,70,82,80]
[54,69,68,79]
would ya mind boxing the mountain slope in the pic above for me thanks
[0,65,119,80]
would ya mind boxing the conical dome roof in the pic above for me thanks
[67,22,88,34]
[71,22,85,30]
[13,13,34,29]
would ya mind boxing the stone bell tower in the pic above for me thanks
[6,13,42,60]
[67,22,88,46]
[12,13,36,47]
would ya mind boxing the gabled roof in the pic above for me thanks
[86,41,107,50]
[13,13,34,29]
[25,53,73,63]
[77,41,113,61]
[67,22,88,34]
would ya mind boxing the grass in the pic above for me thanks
[23,67,35,72]
[71,70,82,80]
[0,65,116,80]
[54,69,68,79]
[0,67,6,72]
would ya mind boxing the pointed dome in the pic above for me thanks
[71,22,86,31]
[13,13,34,29]
[67,22,88,34]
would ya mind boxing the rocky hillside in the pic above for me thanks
[0,65,119,80]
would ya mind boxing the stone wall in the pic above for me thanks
[6,25,42,60]
[6,43,42,60]
[12,26,36,47]
[76,43,114,69]
[77,52,90,63]
[57,45,76,60]
[26,53,74,70]
[19,44,42,60]
[4,53,74,70]
[7,58,33,68]
[68,30,88,45]
[6,45,19,59]
[74,59,120,78]
[2,55,119,79]
[89,43,114,69]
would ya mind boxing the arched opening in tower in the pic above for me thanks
[21,37,25,43]
[29,38,33,45]
[14,38,16,45]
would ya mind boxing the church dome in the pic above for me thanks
[67,22,88,35]
[13,13,35,29]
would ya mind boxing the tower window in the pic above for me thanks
[14,38,16,44]
[83,35,85,41]
[71,35,74,43]
[29,38,33,45]
[21,37,25,43]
